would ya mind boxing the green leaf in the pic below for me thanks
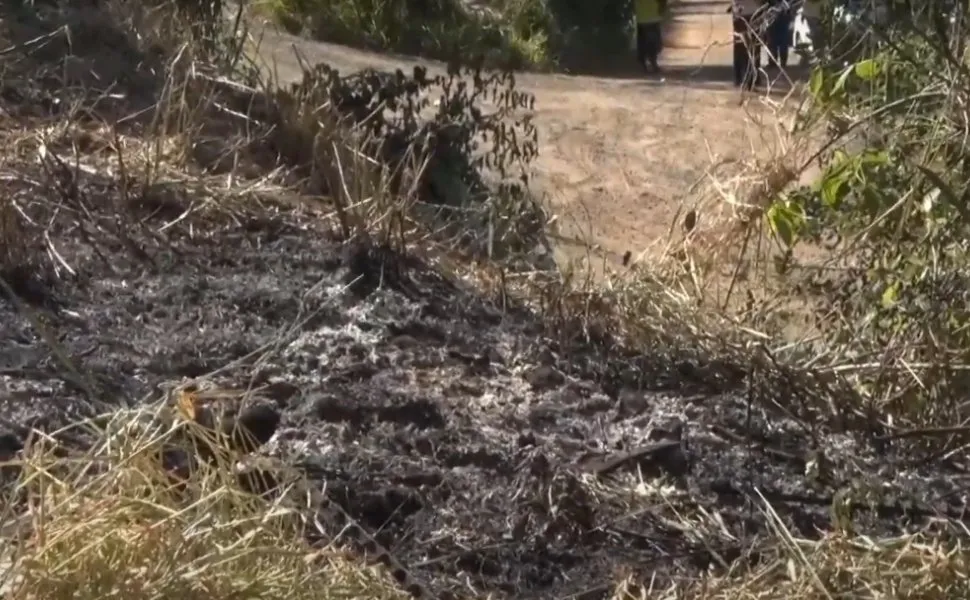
[858,149,889,166]
[767,206,794,247]
[831,148,850,168]
[881,281,900,308]
[854,58,881,81]
[852,151,888,186]
[809,67,825,101]
[820,170,847,209]
[766,201,805,248]
[834,65,853,94]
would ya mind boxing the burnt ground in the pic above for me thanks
[3,4,970,600]
[3,181,970,598]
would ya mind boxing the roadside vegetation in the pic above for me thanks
[760,0,970,425]
[2,0,970,599]
[258,0,637,70]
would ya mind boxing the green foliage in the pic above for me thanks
[531,0,635,64]
[265,0,550,69]
[263,0,636,70]
[765,1,970,427]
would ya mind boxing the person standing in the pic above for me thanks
[636,0,668,74]
[729,0,767,89]
[767,0,794,69]
[800,0,825,62]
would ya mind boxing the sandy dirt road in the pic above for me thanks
[248,1,800,267]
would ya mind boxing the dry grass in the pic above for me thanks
[524,59,970,600]
[0,403,413,600]
[568,457,970,600]
[611,530,970,599]
[462,88,829,392]
[4,414,968,600]
[521,81,850,371]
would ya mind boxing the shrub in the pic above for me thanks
[263,0,550,69]
[261,0,637,70]
[767,0,970,429]
[262,55,548,267]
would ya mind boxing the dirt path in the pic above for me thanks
[249,1,796,267]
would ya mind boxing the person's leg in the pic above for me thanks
[645,23,662,71]
[748,35,763,89]
[733,17,749,86]
[636,23,649,72]
[777,12,792,68]
[766,15,785,66]
[765,15,779,68]
[806,16,824,62]
[739,16,762,91]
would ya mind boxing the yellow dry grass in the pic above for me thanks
[0,404,414,600]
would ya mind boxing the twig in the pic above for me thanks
[0,27,67,58]
[873,425,970,443]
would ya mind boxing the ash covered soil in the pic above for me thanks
[2,190,970,598]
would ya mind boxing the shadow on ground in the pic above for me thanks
[562,56,812,96]
[648,63,811,96]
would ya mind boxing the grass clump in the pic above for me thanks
[1,405,412,600]
[611,531,970,599]
[756,0,970,428]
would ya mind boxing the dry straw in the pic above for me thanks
[0,405,413,600]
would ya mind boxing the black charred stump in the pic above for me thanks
[342,237,420,300]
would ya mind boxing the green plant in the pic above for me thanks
[764,1,970,432]
[263,0,550,69]
[262,0,639,71]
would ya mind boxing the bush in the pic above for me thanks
[766,0,970,429]
[264,0,550,69]
[261,0,636,70]
[261,56,548,267]
[541,0,634,63]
